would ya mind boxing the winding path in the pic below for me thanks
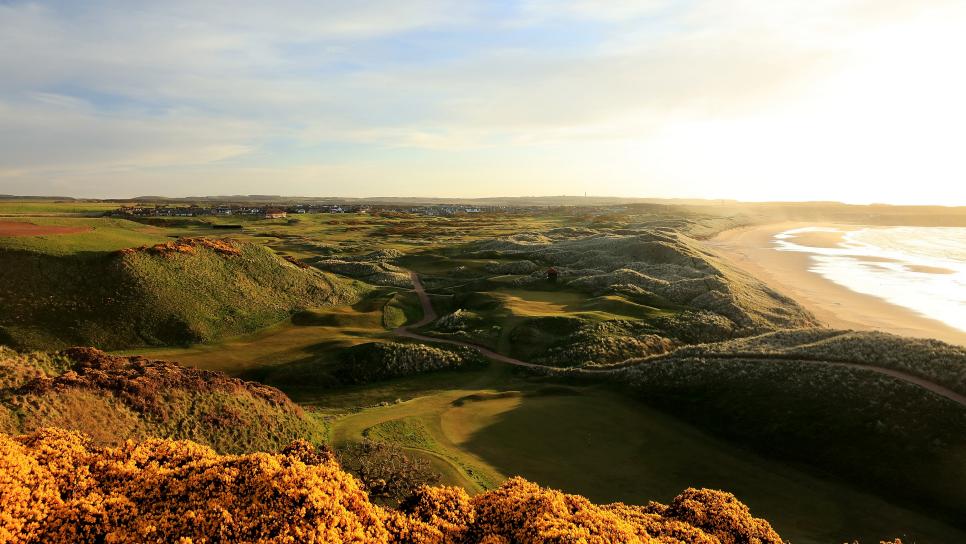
[394,271,966,408]
[393,272,546,369]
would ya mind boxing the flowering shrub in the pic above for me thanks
[0,428,787,544]
[2,348,325,454]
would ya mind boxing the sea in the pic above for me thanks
[774,226,966,333]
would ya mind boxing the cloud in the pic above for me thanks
[0,0,965,202]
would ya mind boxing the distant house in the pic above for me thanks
[263,209,287,219]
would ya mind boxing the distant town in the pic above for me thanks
[108,202,507,219]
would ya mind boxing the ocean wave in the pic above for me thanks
[774,226,966,333]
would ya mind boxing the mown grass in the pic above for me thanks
[0,217,171,254]
[125,288,406,374]
[321,367,965,544]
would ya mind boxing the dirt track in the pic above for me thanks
[0,220,92,237]
[395,271,966,408]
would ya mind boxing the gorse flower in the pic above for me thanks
[0,428,785,544]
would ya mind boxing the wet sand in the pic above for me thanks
[707,222,966,346]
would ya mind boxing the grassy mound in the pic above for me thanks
[462,228,817,334]
[513,319,674,367]
[313,249,412,286]
[0,237,363,349]
[260,341,488,390]
[618,330,966,526]
[0,427,785,543]
[0,347,324,454]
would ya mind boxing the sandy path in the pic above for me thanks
[706,222,966,346]
[393,272,546,369]
[393,270,966,408]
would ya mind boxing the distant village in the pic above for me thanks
[109,202,506,219]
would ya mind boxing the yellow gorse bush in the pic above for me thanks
[0,428,784,544]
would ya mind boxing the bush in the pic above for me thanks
[0,427,786,543]
[336,440,440,504]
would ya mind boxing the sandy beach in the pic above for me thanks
[707,222,966,346]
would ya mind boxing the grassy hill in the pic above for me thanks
[0,427,785,544]
[460,228,817,332]
[0,347,325,454]
[617,329,966,528]
[395,226,817,368]
[0,237,364,350]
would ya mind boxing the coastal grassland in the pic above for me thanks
[318,365,965,544]
[132,211,573,259]
[0,238,363,350]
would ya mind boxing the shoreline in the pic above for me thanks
[707,222,966,346]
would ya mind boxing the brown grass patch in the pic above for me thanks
[0,221,93,237]
[116,237,242,256]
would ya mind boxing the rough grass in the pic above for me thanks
[617,335,966,533]
[0,347,326,454]
[325,368,963,544]
[0,217,170,255]
[459,228,818,333]
[0,238,365,350]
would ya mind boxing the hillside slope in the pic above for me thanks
[0,427,784,544]
[617,329,966,525]
[0,347,324,454]
[461,228,817,335]
[0,238,363,350]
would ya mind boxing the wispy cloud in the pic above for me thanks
[0,0,964,202]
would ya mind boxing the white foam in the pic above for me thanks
[773,226,966,333]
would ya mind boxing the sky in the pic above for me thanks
[1,0,965,204]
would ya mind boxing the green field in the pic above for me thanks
[0,217,170,254]
[127,288,419,376]
[0,200,124,215]
[5,201,966,543]
[316,365,965,544]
